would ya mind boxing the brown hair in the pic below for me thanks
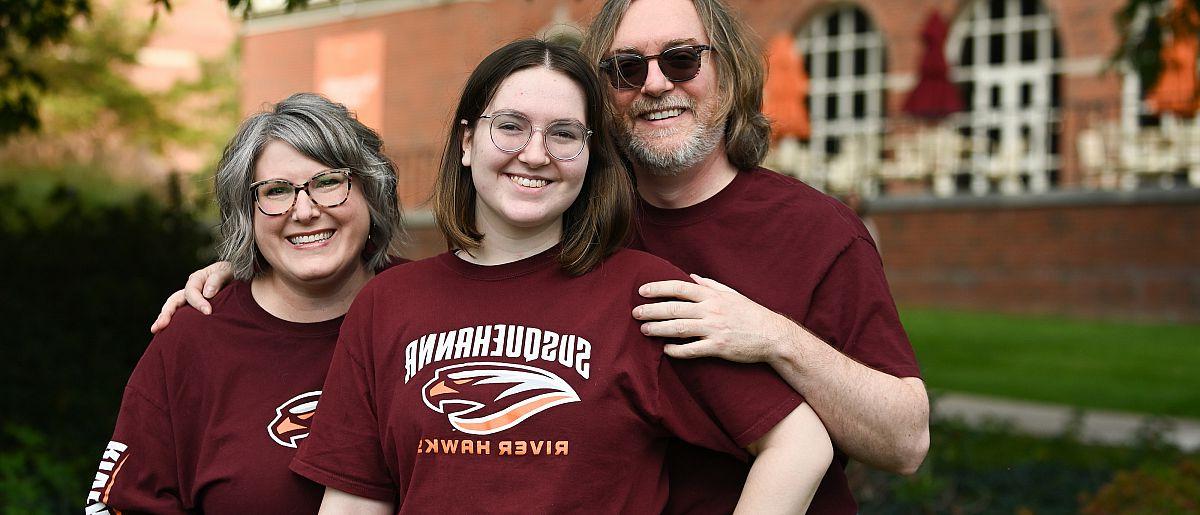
[431,38,633,276]
[580,0,771,170]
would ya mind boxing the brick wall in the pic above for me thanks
[398,192,1200,323]
[871,190,1200,322]
[241,0,1137,198]
[242,0,596,207]
[240,0,1197,322]
[240,0,1131,202]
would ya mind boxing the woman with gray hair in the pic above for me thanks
[86,93,406,514]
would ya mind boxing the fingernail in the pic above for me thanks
[202,307,211,315]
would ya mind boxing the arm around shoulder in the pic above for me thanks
[150,261,235,333]
[735,402,833,514]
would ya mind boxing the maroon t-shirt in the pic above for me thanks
[632,168,922,515]
[87,281,343,514]
[291,247,804,512]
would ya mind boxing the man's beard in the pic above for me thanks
[616,94,725,177]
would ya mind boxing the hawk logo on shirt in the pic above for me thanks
[422,362,580,435]
[268,391,321,448]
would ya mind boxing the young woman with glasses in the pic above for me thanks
[290,39,832,514]
[87,93,406,514]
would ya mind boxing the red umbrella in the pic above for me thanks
[1147,0,1200,116]
[903,10,963,119]
[763,33,810,140]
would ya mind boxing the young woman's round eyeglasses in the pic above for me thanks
[249,169,353,216]
[473,111,593,161]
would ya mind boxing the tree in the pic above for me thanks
[1,0,92,136]
[1114,0,1200,92]
[0,0,241,180]
[0,0,318,140]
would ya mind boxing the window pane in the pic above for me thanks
[1020,0,1040,16]
[989,33,1005,64]
[989,0,1006,19]
[1020,30,1037,62]
[826,50,840,78]
[961,36,975,67]
[854,47,868,76]
[826,11,841,36]
[854,8,871,33]
[853,91,867,119]
[825,94,839,120]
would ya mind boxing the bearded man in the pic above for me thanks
[581,1,929,513]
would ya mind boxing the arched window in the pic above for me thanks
[797,5,886,193]
[948,0,1062,195]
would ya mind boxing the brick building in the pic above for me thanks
[240,0,1200,322]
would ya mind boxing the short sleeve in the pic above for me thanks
[659,356,804,451]
[807,237,921,379]
[86,345,188,514]
[290,288,395,502]
[641,264,804,454]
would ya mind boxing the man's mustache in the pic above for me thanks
[628,95,696,117]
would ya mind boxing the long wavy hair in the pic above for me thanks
[580,0,771,170]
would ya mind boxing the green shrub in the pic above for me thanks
[1,175,213,510]
[0,426,82,515]
[1080,459,1200,515]
[851,416,1192,514]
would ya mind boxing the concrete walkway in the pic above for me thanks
[932,392,1200,452]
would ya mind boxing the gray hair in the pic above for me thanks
[215,92,406,280]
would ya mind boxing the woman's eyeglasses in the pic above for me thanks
[249,169,352,216]
[599,44,714,90]
[475,111,592,161]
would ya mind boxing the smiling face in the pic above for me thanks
[461,66,589,241]
[252,139,371,289]
[608,0,726,176]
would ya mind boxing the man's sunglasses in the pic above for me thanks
[599,44,714,90]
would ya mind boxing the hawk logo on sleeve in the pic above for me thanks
[422,362,580,435]
[268,391,321,448]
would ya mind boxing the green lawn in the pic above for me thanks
[900,308,1200,419]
